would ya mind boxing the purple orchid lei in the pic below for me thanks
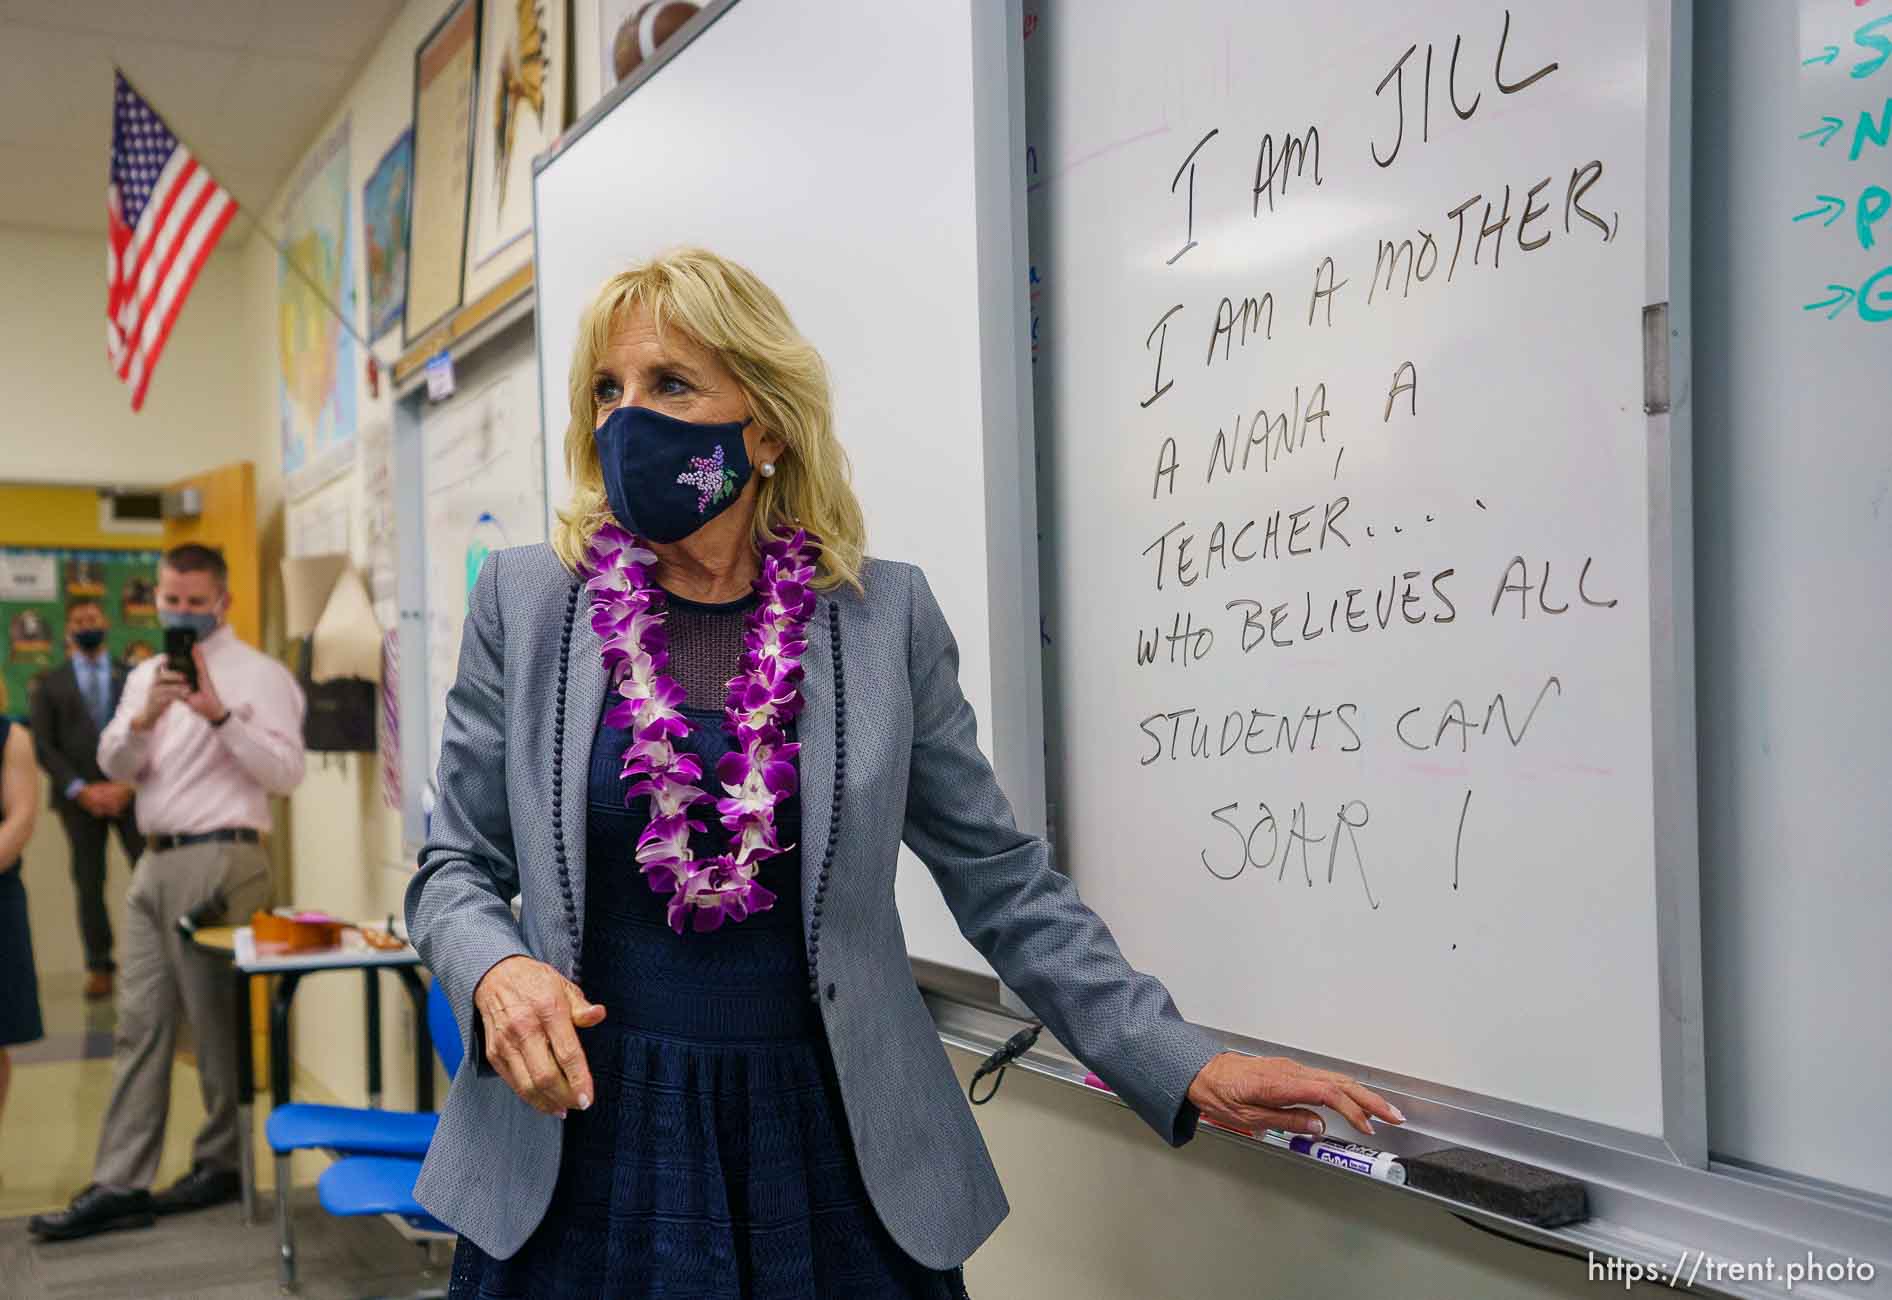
[583,520,819,933]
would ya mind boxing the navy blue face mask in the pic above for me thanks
[595,405,754,544]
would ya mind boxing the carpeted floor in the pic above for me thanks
[0,1193,451,1299]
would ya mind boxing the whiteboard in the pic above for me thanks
[533,0,1041,978]
[425,367,544,779]
[1029,0,1698,1146]
[417,321,546,782]
[1694,0,1892,1200]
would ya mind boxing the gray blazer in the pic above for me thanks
[406,542,1221,1269]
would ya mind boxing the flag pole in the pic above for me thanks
[115,65,383,362]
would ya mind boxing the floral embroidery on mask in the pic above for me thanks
[676,443,741,514]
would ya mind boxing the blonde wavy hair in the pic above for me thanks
[551,248,866,591]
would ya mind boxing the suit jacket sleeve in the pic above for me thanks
[898,564,1222,1146]
[405,554,532,1071]
[29,672,81,799]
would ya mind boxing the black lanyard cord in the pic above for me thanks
[966,1021,1043,1105]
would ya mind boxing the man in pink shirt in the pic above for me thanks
[30,544,305,1243]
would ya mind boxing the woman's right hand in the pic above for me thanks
[473,955,607,1117]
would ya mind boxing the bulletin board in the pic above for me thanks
[0,547,162,719]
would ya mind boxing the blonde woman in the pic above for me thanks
[409,248,1401,1298]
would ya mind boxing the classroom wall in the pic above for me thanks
[0,227,249,486]
[239,0,457,1112]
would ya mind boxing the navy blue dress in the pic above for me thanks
[449,594,966,1299]
[0,716,45,1049]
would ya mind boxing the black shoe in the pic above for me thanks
[27,1184,156,1241]
[152,1162,240,1216]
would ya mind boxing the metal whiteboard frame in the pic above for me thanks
[1642,0,1709,1175]
[395,386,429,855]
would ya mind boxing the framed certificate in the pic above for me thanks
[405,0,481,346]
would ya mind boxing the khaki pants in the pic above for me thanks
[92,840,272,1190]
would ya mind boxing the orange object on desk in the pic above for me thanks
[250,911,344,953]
[357,926,406,952]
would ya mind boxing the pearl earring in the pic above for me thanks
[759,461,776,478]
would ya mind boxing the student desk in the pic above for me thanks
[188,925,432,1223]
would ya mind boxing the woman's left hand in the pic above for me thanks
[1184,1052,1405,1139]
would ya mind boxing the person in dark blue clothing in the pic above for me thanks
[449,591,964,1297]
[0,715,47,1138]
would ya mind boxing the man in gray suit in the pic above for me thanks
[31,598,143,1000]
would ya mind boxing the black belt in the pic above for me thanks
[150,828,261,853]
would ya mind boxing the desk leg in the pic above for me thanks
[396,968,433,1111]
[269,972,302,1110]
[234,967,256,1226]
[365,968,384,1109]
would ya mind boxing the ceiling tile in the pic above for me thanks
[120,42,253,150]
[0,24,113,152]
[254,0,409,63]
[0,27,245,174]
[218,52,359,201]
[0,0,265,51]
[0,0,408,233]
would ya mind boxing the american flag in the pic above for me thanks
[107,71,237,411]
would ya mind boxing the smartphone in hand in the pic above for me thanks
[163,625,200,691]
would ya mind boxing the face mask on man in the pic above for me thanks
[595,405,754,544]
[158,610,219,638]
[72,628,107,652]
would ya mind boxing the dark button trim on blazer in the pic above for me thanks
[553,583,583,983]
[807,602,845,1002]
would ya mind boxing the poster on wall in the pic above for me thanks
[287,490,352,560]
[0,549,160,719]
[573,0,700,116]
[363,130,414,341]
[280,118,359,501]
[466,0,569,299]
[0,553,58,603]
[359,416,399,628]
[406,0,481,347]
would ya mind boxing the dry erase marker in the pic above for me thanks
[1261,1132,1407,1185]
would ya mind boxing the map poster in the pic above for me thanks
[407,0,480,347]
[363,129,414,342]
[280,118,359,501]
[0,548,161,720]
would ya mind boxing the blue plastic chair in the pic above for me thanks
[316,1154,454,1235]
[267,977,462,1287]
